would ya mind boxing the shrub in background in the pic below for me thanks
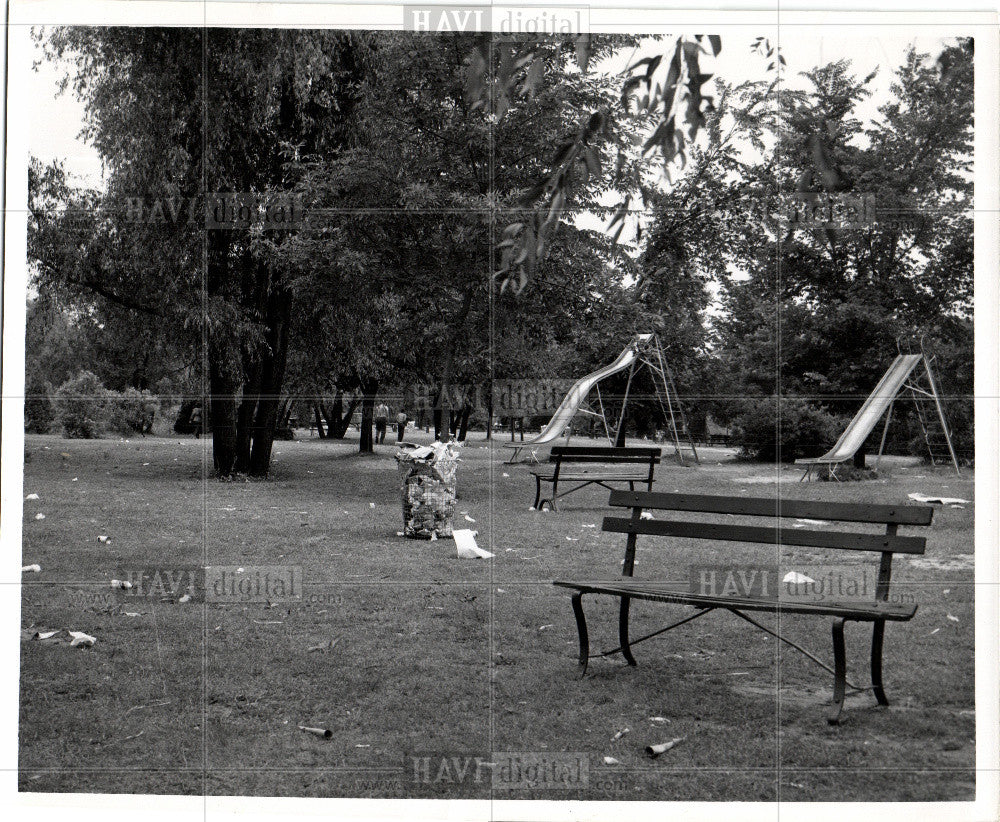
[53,371,109,438]
[731,397,842,463]
[24,377,54,433]
[107,387,157,435]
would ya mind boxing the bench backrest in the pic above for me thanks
[602,491,933,602]
[549,446,661,465]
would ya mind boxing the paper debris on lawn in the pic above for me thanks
[31,628,96,648]
[602,756,620,765]
[454,529,493,558]
[369,502,376,508]
[34,513,46,520]
[25,493,39,500]
[98,535,110,543]
[947,613,959,622]
[648,716,669,723]
[612,728,630,740]
[463,514,476,522]
[908,493,970,505]
[783,571,816,585]
[502,473,510,478]
[22,564,41,573]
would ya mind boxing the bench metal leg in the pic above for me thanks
[618,597,637,666]
[570,592,590,674]
[871,620,889,706]
[828,617,847,725]
[533,476,542,510]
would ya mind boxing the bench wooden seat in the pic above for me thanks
[553,491,934,724]
[530,446,660,511]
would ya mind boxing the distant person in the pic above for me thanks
[191,405,202,439]
[396,409,408,443]
[374,402,389,444]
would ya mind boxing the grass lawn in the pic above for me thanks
[18,429,976,801]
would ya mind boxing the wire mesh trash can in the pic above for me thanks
[395,442,460,538]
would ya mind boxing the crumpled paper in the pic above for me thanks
[454,529,493,559]
[29,628,97,648]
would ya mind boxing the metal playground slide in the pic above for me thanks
[505,334,651,455]
[797,354,923,469]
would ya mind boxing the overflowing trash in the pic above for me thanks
[396,441,461,538]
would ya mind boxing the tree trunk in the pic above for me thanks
[329,391,360,439]
[457,405,472,442]
[313,402,327,438]
[209,354,239,478]
[853,444,867,470]
[235,359,261,474]
[249,288,293,477]
[359,380,377,453]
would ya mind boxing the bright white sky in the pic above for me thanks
[29,29,954,190]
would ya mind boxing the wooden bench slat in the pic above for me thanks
[607,490,934,526]
[533,471,652,480]
[546,455,660,464]
[552,580,917,621]
[551,446,661,457]
[601,516,927,554]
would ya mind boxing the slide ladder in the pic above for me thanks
[646,338,699,465]
[901,351,961,473]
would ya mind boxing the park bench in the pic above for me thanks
[531,446,661,511]
[553,490,934,723]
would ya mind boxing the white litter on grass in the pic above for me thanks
[110,580,133,590]
[582,524,596,528]
[612,728,630,740]
[430,533,438,542]
[396,531,405,537]
[143,462,150,466]
[454,529,493,559]
[34,513,45,520]
[538,624,553,632]
[943,589,951,595]
[25,493,39,500]
[648,717,670,723]
[908,493,970,505]
[464,515,476,522]
[22,564,41,573]
[33,629,96,648]
[502,473,510,478]
[178,594,192,604]
[98,535,110,543]
[947,613,960,622]
[496,589,506,594]
[929,628,941,635]
[124,612,141,618]
[566,537,579,542]
[369,502,376,508]
[603,757,621,765]
[72,478,78,482]
[783,571,816,585]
